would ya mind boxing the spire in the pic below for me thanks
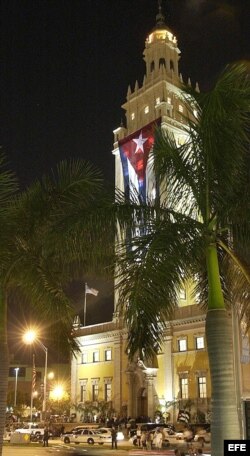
[155,0,166,28]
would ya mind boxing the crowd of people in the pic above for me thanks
[132,425,206,454]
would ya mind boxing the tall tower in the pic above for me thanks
[112,1,190,314]
[111,2,192,419]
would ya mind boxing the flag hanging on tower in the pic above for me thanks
[118,118,161,202]
[32,354,36,392]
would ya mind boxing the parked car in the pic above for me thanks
[61,428,88,444]
[193,428,211,444]
[97,427,124,441]
[14,423,49,437]
[63,429,111,445]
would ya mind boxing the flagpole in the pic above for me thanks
[84,282,87,327]
[30,354,35,421]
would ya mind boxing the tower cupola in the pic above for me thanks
[143,0,180,81]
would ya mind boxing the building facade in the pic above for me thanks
[71,5,250,427]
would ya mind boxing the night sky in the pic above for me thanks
[2,0,250,188]
[2,0,250,361]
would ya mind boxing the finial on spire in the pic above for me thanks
[156,0,166,27]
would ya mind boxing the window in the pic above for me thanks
[180,378,188,399]
[178,338,187,352]
[105,383,112,402]
[159,57,166,68]
[93,351,99,363]
[150,61,155,72]
[9,367,26,377]
[198,376,207,398]
[156,97,160,105]
[105,349,112,361]
[82,352,88,364]
[131,112,135,120]
[196,336,205,350]
[144,106,149,114]
[92,383,99,401]
[179,104,183,113]
[80,382,87,402]
[170,59,174,71]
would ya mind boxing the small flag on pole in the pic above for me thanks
[32,354,36,392]
[85,284,99,296]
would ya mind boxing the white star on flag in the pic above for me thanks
[132,131,147,153]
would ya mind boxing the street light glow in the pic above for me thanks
[23,329,37,344]
[48,372,54,380]
[51,384,64,401]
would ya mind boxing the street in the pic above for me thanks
[2,441,181,456]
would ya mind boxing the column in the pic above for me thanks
[113,334,122,413]
[144,369,158,421]
[164,336,173,401]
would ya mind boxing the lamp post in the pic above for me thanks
[23,330,48,417]
[14,367,19,407]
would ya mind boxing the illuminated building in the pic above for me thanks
[71,4,250,425]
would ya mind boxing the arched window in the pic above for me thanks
[159,57,166,68]
[150,61,155,72]
[170,59,174,71]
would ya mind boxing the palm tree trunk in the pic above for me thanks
[206,244,241,456]
[206,310,241,456]
[0,288,9,456]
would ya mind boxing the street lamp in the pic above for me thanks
[23,330,48,415]
[14,367,19,407]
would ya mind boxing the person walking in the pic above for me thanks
[111,426,117,449]
[43,426,49,447]
[136,425,142,447]
[141,431,147,449]
[155,429,163,449]
[146,431,151,450]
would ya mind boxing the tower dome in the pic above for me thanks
[144,0,180,79]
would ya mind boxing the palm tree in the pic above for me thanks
[110,63,250,456]
[0,157,107,454]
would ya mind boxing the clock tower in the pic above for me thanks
[111,1,196,419]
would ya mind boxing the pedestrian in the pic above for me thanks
[155,429,163,449]
[43,426,49,447]
[149,430,154,449]
[111,426,117,449]
[141,431,147,449]
[196,448,204,456]
[136,425,142,447]
[146,431,151,450]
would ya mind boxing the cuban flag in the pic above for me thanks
[118,119,161,202]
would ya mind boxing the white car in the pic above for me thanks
[193,429,211,444]
[14,423,47,437]
[63,429,111,445]
[97,427,124,441]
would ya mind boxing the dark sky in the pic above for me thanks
[2,0,250,188]
[2,0,250,360]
